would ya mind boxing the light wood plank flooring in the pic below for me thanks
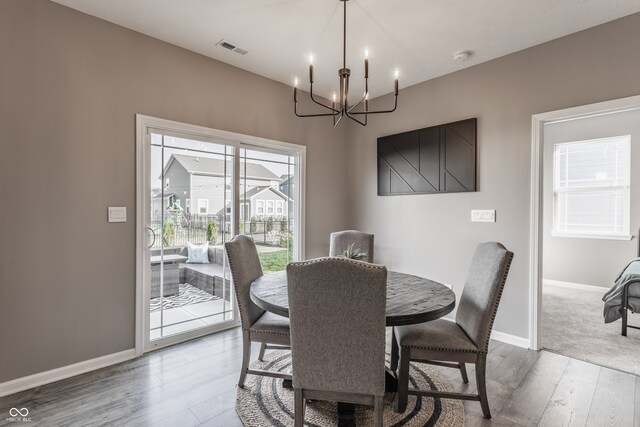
[1,327,638,426]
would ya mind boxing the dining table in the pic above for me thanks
[250,269,456,427]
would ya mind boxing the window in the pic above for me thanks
[266,200,274,215]
[198,198,209,214]
[256,200,265,215]
[186,199,191,213]
[553,135,631,239]
[165,178,170,189]
[276,200,284,215]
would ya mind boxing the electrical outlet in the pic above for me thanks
[471,209,496,223]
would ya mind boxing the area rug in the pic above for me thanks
[149,283,219,312]
[542,284,640,376]
[236,350,465,426]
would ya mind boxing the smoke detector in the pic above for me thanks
[216,39,248,55]
[453,50,472,62]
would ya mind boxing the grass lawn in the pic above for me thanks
[258,249,290,272]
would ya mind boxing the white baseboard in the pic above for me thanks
[441,316,530,349]
[490,330,530,349]
[0,349,136,398]
[543,279,607,293]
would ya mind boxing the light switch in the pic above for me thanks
[108,207,127,223]
[471,209,496,223]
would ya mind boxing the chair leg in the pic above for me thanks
[476,355,491,419]
[459,362,469,384]
[294,388,305,427]
[258,342,267,361]
[374,395,384,427]
[622,306,628,337]
[395,346,410,413]
[390,327,399,372]
[238,331,251,388]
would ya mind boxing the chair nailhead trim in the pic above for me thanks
[482,252,514,353]
[287,256,386,270]
[403,345,480,354]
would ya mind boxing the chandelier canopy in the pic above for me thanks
[293,0,399,127]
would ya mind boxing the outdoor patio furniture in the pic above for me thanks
[150,254,187,298]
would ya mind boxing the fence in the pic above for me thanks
[150,214,293,249]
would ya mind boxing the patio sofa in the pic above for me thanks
[150,245,231,301]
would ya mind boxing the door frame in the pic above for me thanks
[135,114,306,355]
[528,94,640,350]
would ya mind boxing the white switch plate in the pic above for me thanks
[108,207,127,223]
[471,209,496,223]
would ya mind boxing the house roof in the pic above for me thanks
[242,186,290,201]
[166,154,280,181]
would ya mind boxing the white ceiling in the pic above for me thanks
[52,0,640,99]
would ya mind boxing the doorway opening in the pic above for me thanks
[530,95,640,374]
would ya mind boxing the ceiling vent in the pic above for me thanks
[216,39,248,55]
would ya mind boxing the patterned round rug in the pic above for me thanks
[236,350,465,426]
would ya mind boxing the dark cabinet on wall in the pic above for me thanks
[377,118,477,195]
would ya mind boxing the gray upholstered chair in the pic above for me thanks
[287,257,387,427]
[392,242,513,419]
[224,235,291,387]
[329,230,375,263]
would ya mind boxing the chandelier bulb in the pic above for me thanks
[364,48,369,59]
[309,54,314,64]
[394,68,399,79]
[294,77,298,87]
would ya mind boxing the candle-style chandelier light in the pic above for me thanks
[293,0,399,127]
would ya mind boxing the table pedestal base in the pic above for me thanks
[334,367,398,426]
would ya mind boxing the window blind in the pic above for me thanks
[553,135,631,238]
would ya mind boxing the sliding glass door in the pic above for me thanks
[138,116,305,351]
[239,148,298,273]
[147,132,235,346]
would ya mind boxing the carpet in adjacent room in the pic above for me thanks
[542,284,640,376]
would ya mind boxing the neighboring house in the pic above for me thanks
[161,153,281,218]
[279,174,295,217]
[151,189,174,222]
[225,186,292,220]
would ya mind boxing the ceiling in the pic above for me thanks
[51,0,640,99]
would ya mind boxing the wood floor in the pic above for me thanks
[1,327,639,426]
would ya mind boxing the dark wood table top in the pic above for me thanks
[250,270,456,326]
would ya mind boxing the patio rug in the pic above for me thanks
[150,283,219,312]
[236,350,465,426]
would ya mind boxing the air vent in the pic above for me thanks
[216,39,248,55]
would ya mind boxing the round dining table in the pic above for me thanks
[250,269,456,427]
[250,270,456,326]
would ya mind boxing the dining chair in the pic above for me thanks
[392,242,513,419]
[287,257,387,427]
[224,235,291,387]
[329,230,375,263]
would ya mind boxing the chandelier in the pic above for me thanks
[293,0,399,127]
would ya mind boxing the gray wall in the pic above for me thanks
[542,110,640,288]
[0,0,348,383]
[346,12,640,340]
